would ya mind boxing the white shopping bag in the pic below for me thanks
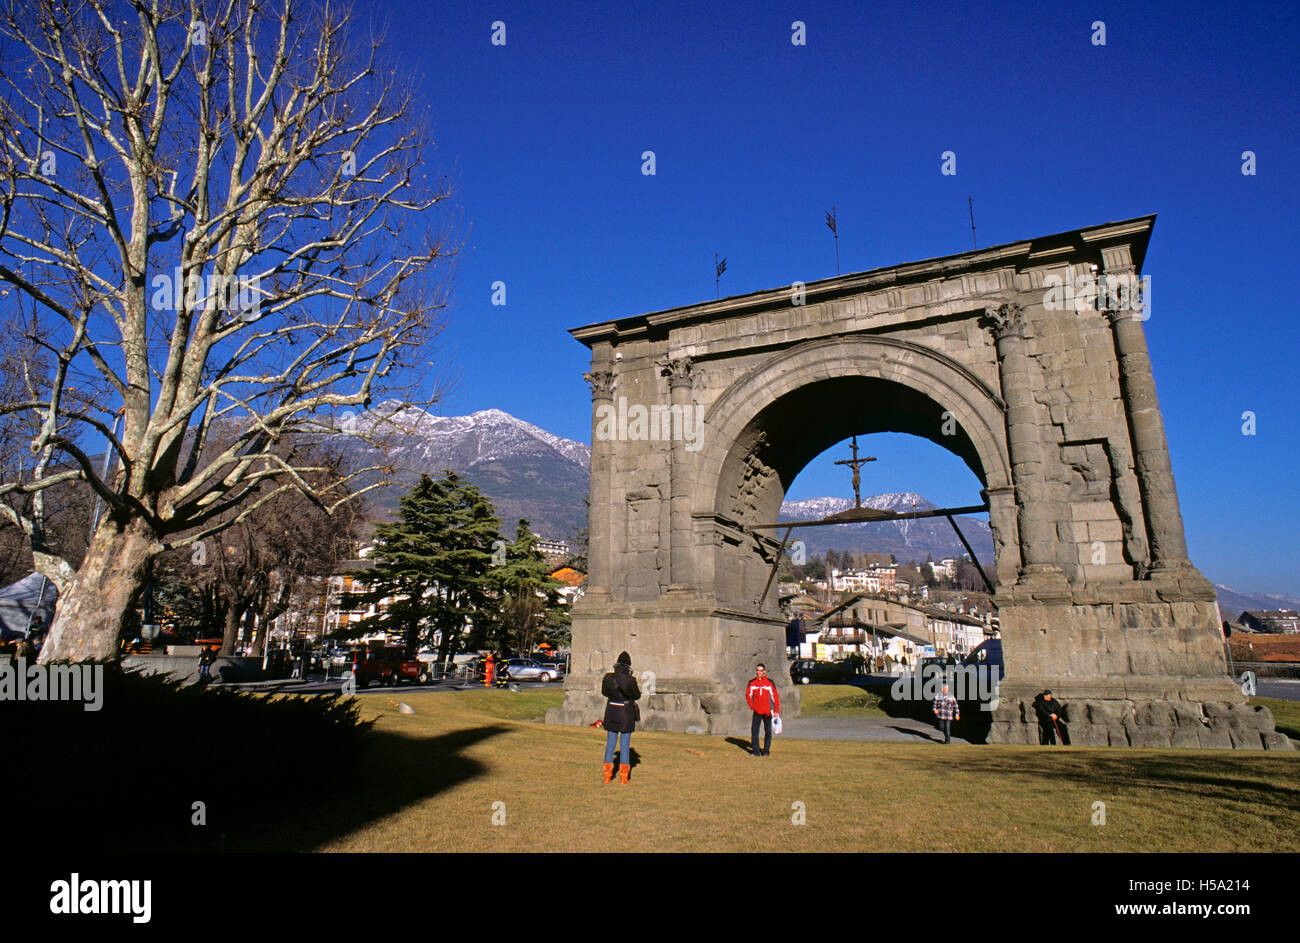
[772,711,783,735]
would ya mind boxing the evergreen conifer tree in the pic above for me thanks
[342,472,501,662]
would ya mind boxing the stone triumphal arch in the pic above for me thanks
[547,216,1290,749]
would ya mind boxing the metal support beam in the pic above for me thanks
[944,513,994,594]
[758,524,795,609]
[747,503,988,531]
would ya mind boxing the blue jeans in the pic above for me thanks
[604,729,631,765]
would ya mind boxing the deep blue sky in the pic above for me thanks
[382,0,1299,596]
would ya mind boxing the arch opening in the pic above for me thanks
[706,373,1013,616]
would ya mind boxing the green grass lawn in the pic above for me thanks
[794,683,888,717]
[269,688,1300,853]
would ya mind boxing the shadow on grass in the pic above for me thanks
[5,666,507,851]
[895,746,1300,811]
[725,736,777,755]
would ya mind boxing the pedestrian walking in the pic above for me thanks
[600,651,641,784]
[1034,690,1070,745]
[745,663,781,756]
[483,652,495,687]
[197,645,216,683]
[932,683,959,743]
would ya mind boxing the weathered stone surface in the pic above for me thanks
[1262,732,1297,752]
[1197,726,1234,750]
[1227,704,1274,732]
[1227,726,1264,750]
[1169,727,1202,749]
[1171,702,1205,727]
[988,721,1036,745]
[1086,700,1129,725]
[1129,726,1173,748]
[558,217,1283,749]
[1071,724,1107,746]
[1136,700,1177,727]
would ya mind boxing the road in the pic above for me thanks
[220,673,1300,703]
[1256,678,1299,701]
[222,674,562,695]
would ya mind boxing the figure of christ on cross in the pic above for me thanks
[833,436,877,509]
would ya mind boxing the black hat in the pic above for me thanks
[1043,689,1053,695]
[616,651,631,666]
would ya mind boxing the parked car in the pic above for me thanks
[350,647,423,687]
[789,658,854,685]
[918,654,959,677]
[946,638,1004,743]
[265,649,294,680]
[499,658,559,683]
[961,638,1003,681]
[529,652,568,675]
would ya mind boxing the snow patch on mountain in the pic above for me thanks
[780,492,936,518]
[359,402,591,469]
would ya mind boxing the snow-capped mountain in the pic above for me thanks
[340,403,993,564]
[336,403,591,542]
[360,401,592,469]
[778,492,994,564]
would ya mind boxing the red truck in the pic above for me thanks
[350,647,423,687]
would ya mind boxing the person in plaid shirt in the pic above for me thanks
[932,683,959,744]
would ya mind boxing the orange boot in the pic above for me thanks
[602,762,614,784]
[618,764,630,785]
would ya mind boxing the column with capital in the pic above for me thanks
[659,355,696,591]
[583,365,617,593]
[1100,278,1204,586]
[980,302,1069,591]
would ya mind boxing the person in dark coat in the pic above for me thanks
[600,651,641,784]
[1034,690,1070,745]
[198,645,216,683]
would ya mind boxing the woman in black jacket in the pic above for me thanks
[601,651,641,784]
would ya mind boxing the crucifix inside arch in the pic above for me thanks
[833,435,877,509]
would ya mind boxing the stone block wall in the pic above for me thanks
[558,216,1286,749]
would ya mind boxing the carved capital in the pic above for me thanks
[979,301,1026,342]
[656,355,694,390]
[583,368,617,400]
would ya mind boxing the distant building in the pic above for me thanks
[808,592,990,661]
[534,536,572,562]
[829,565,896,594]
[549,565,586,603]
[323,558,385,637]
[931,558,957,580]
[1239,610,1300,634]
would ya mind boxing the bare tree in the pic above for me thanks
[152,437,365,653]
[0,0,455,661]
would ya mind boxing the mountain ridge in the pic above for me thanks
[339,405,1291,606]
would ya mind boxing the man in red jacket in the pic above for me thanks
[746,664,780,757]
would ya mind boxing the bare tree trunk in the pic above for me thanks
[38,516,155,663]
[250,606,268,657]
[219,601,244,656]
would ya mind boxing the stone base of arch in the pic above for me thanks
[545,594,799,737]
[986,587,1294,750]
[546,582,1294,750]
